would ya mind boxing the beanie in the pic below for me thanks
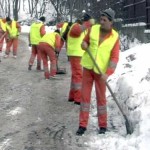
[82,13,91,21]
[54,29,60,34]
[101,8,115,21]
[39,16,45,22]
[6,16,11,22]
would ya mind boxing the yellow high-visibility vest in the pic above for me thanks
[67,23,85,57]
[60,22,68,36]
[0,19,6,32]
[40,32,59,49]
[30,22,43,45]
[81,24,119,74]
[6,21,19,38]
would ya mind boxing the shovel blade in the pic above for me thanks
[125,117,133,134]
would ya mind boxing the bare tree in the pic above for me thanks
[13,0,21,20]
[49,0,78,22]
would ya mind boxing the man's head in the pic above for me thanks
[100,8,115,31]
[54,29,60,34]
[101,8,115,22]
[6,16,12,24]
[81,13,91,22]
[39,16,46,22]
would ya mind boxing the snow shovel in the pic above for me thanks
[86,48,133,135]
[55,52,66,74]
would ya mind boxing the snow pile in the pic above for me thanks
[89,44,150,150]
[120,34,141,51]
[21,25,56,33]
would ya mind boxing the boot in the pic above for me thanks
[36,66,41,71]
[74,101,80,105]
[28,65,32,70]
[76,126,86,136]
[99,127,106,134]
[68,98,74,102]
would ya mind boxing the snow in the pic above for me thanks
[88,43,150,150]
[21,25,56,33]
[20,26,150,150]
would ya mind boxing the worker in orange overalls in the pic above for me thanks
[0,17,6,56]
[4,17,21,58]
[76,9,120,136]
[38,29,61,79]
[28,16,46,70]
[67,14,95,105]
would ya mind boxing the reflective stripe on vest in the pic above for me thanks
[67,23,85,57]
[6,21,18,38]
[30,22,43,45]
[60,22,68,36]
[81,24,118,74]
[0,19,6,32]
[40,32,59,49]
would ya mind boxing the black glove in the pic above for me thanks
[55,51,59,55]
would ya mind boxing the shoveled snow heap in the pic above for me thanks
[88,43,150,150]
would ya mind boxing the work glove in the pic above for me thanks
[55,51,59,55]
[6,38,10,43]
[83,19,95,29]
[89,18,95,25]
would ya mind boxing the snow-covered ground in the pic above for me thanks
[21,26,150,150]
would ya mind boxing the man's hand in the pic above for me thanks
[6,38,10,42]
[101,74,108,81]
[81,41,88,50]
[89,19,95,25]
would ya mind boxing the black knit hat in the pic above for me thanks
[101,8,115,21]
[82,13,91,21]
[54,29,60,34]
[6,16,11,22]
[39,16,45,22]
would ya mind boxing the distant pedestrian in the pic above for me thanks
[38,29,61,79]
[76,8,120,136]
[28,16,46,70]
[4,17,21,58]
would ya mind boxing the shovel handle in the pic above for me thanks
[86,48,133,134]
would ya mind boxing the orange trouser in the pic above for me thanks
[5,38,18,56]
[79,68,107,128]
[69,56,82,103]
[28,45,41,69]
[0,33,5,52]
[38,43,57,79]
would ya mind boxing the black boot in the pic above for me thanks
[68,98,74,102]
[76,126,86,136]
[74,101,80,105]
[28,65,32,70]
[36,66,41,71]
[99,127,106,134]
